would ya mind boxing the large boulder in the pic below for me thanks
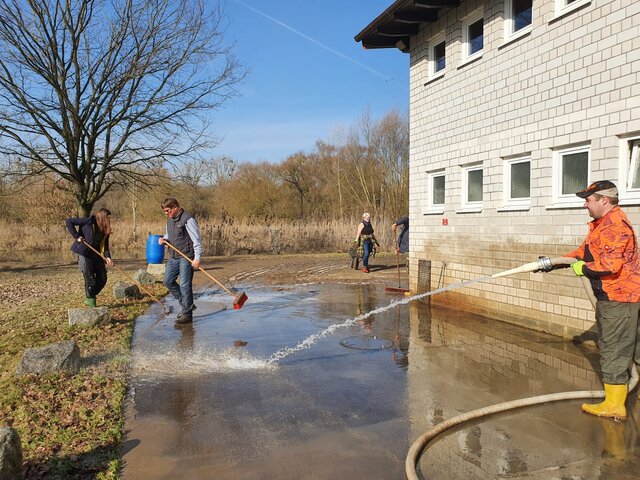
[132,269,157,285]
[67,306,110,328]
[0,427,22,480]
[146,263,165,280]
[113,281,142,301]
[16,340,80,376]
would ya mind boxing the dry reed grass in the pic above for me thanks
[0,215,400,257]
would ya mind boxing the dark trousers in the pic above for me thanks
[80,254,108,298]
[595,300,640,384]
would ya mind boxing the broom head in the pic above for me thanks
[233,292,248,309]
[385,286,410,294]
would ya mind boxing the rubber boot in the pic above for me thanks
[84,297,96,308]
[581,384,627,420]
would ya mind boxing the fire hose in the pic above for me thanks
[405,256,640,480]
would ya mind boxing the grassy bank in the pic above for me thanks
[0,216,400,256]
[0,263,167,479]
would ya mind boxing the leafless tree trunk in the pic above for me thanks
[0,0,244,216]
[280,153,310,220]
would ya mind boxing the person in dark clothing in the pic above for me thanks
[392,216,409,255]
[159,198,202,326]
[65,208,113,308]
[354,212,379,273]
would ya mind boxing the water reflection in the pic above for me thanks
[410,304,640,479]
[122,285,640,480]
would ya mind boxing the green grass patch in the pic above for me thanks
[0,266,167,479]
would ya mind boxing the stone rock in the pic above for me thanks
[146,263,166,279]
[67,307,110,328]
[132,269,157,285]
[113,281,142,301]
[0,427,23,480]
[16,340,80,376]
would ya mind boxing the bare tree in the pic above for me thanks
[0,0,245,216]
[280,152,312,220]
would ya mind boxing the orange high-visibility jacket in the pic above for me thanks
[566,206,640,302]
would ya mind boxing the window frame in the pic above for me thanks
[426,170,446,214]
[429,33,446,79]
[505,0,533,41]
[461,10,484,63]
[551,144,590,208]
[554,0,590,18]
[502,156,531,210]
[460,163,483,211]
[617,136,640,205]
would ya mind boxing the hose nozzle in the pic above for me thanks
[535,256,554,272]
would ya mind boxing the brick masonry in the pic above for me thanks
[406,0,640,337]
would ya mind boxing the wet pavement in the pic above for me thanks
[120,283,640,480]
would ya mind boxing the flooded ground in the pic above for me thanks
[120,282,640,480]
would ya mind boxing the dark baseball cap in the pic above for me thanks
[575,180,618,199]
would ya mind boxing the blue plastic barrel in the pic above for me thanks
[146,234,165,264]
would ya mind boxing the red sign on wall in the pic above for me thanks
[442,218,448,226]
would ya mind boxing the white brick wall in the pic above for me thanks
[407,0,640,338]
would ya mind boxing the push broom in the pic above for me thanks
[164,241,248,309]
[79,239,171,315]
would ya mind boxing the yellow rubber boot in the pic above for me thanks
[581,384,627,420]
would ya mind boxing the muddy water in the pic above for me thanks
[121,284,640,480]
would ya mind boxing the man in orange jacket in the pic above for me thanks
[567,180,640,420]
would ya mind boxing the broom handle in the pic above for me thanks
[79,239,166,308]
[395,232,402,288]
[163,241,238,298]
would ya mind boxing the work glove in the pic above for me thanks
[571,260,586,276]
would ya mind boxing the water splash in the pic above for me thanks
[133,344,274,376]
[266,276,492,364]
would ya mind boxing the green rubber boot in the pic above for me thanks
[84,297,96,308]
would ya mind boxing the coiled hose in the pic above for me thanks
[405,256,640,480]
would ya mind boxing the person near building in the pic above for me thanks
[392,216,409,255]
[65,208,113,308]
[159,198,202,325]
[567,180,640,420]
[354,212,379,273]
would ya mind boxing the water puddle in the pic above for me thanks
[121,283,640,480]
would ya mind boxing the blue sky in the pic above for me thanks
[211,0,409,164]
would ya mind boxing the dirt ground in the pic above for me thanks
[0,251,409,309]
[193,252,408,289]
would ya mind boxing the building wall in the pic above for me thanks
[407,0,640,337]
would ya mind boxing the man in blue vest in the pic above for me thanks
[159,197,202,325]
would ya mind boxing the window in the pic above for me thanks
[627,140,640,189]
[427,171,445,213]
[552,145,590,206]
[461,164,483,210]
[429,34,446,77]
[506,0,532,38]
[503,156,531,209]
[617,137,640,204]
[555,0,590,17]
[462,11,483,62]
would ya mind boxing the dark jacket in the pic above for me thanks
[166,209,195,260]
[65,216,111,259]
[394,216,409,253]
